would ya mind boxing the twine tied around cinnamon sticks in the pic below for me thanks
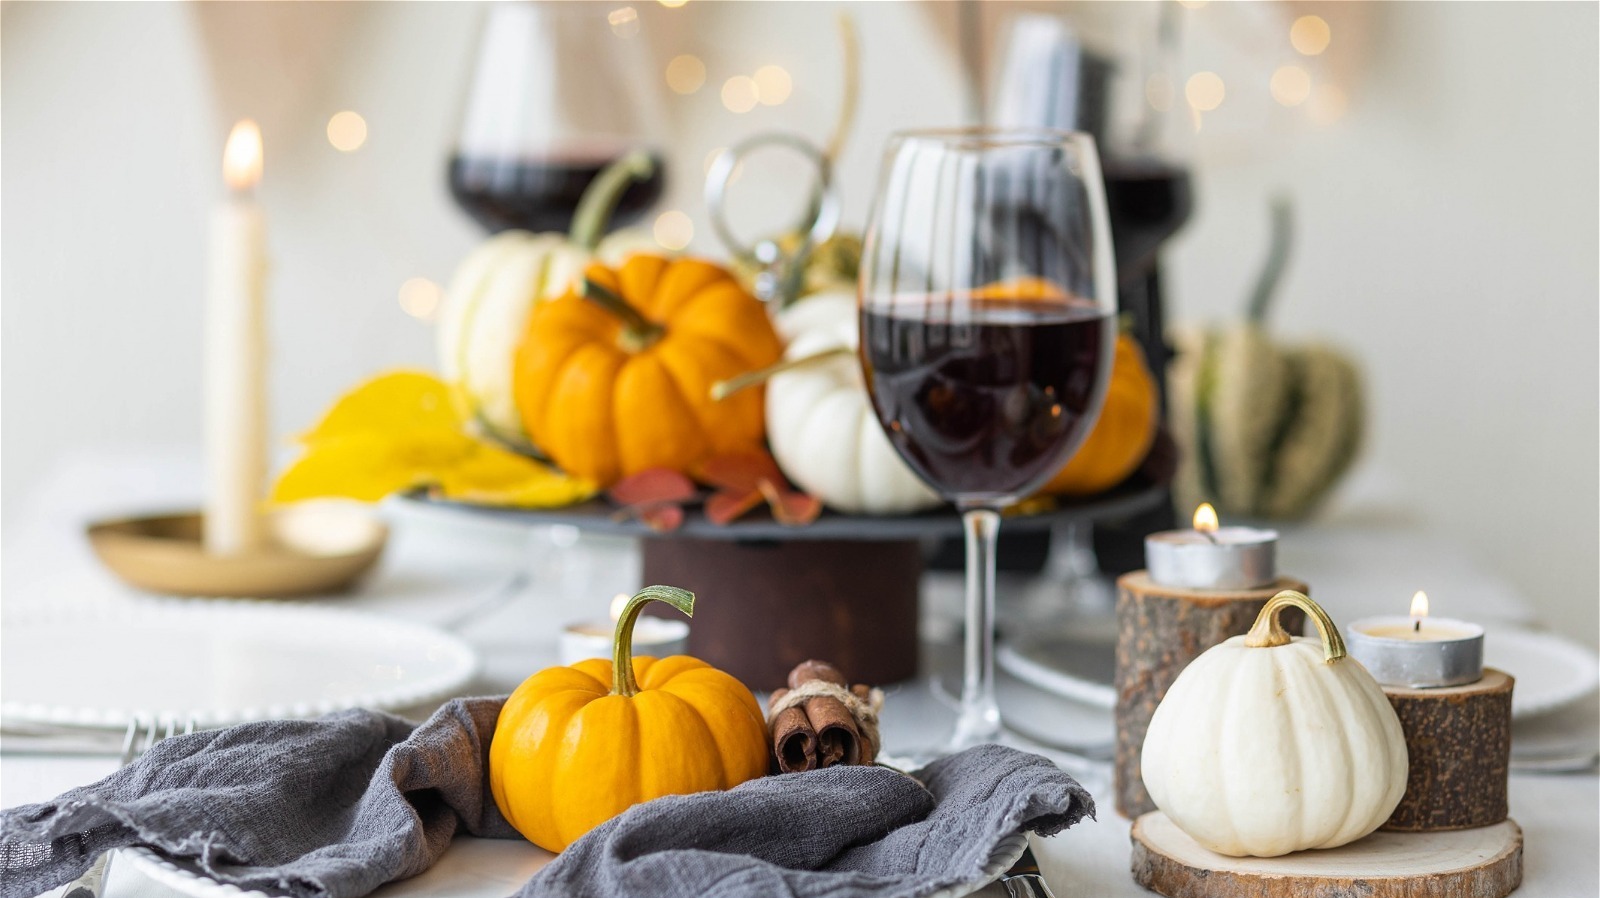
[767,660,884,773]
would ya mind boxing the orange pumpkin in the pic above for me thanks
[1043,333,1159,496]
[512,255,782,486]
[488,586,769,852]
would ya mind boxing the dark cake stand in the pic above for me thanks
[404,483,1166,691]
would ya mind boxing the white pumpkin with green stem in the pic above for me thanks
[715,292,941,516]
[1141,590,1408,858]
[436,152,660,448]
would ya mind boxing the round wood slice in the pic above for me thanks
[1383,668,1514,832]
[1114,572,1309,818]
[1131,811,1523,898]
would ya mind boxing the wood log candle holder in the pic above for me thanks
[1113,571,1309,818]
[1381,668,1514,832]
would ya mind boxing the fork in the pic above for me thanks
[58,715,194,898]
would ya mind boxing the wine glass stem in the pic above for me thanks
[953,506,1003,749]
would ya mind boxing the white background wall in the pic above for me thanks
[3,1,1595,644]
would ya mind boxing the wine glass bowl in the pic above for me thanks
[858,128,1117,752]
[448,2,665,234]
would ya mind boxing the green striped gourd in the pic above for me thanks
[1170,200,1364,520]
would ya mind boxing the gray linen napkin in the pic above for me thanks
[1,698,1093,898]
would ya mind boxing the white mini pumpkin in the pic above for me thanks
[435,155,658,445]
[1141,590,1407,858]
[765,292,942,516]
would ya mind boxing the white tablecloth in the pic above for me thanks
[3,453,1595,897]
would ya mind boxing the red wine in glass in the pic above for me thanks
[448,151,666,234]
[861,296,1114,504]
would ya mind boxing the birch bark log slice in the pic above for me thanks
[1131,811,1523,898]
[1113,572,1309,818]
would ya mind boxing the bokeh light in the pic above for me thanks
[398,277,442,322]
[665,54,706,94]
[1270,66,1313,107]
[1185,72,1226,112]
[753,65,792,105]
[653,210,694,251]
[326,111,367,153]
[721,75,759,113]
[1290,15,1332,56]
[608,7,639,38]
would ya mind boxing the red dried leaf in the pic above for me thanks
[695,450,785,494]
[705,488,765,526]
[608,468,696,507]
[759,479,823,526]
[634,502,685,533]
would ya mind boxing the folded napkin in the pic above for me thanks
[1,698,1093,898]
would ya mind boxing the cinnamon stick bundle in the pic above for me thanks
[766,660,881,773]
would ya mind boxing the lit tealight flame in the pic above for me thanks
[223,119,263,192]
[609,593,630,622]
[1193,503,1219,534]
[1410,590,1430,620]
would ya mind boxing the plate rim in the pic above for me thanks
[1485,625,1600,717]
[122,831,1035,898]
[1,596,479,729]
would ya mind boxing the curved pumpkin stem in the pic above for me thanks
[582,278,666,352]
[1244,589,1346,663]
[612,585,695,697]
[710,346,855,401]
[570,151,655,251]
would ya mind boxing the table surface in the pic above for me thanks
[3,453,1596,898]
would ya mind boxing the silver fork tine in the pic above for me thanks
[61,715,186,898]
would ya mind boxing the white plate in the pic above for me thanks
[1,597,479,728]
[996,636,1116,711]
[1484,625,1600,717]
[122,832,1027,898]
[995,622,1599,720]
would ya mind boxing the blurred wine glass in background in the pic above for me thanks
[448,2,666,234]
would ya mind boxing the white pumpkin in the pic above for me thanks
[1141,590,1407,858]
[766,292,942,516]
[435,155,659,445]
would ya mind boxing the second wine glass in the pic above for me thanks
[858,128,1118,753]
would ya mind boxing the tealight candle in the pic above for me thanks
[1346,591,1484,688]
[1144,504,1277,590]
[559,593,689,665]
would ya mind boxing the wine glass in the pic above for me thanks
[858,129,1117,753]
[448,1,665,234]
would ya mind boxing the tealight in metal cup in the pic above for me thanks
[1345,616,1485,688]
[1144,527,1278,591]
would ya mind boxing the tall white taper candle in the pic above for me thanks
[204,120,269,555]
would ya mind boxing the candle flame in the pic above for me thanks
[1193,503,1219,533]
[1410,590,1429,619]
[608,593,630,622]
[223,119,263,192]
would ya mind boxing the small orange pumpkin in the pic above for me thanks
[512,255,783,486]
[1042,333,1159,496]
[489,586,769,852]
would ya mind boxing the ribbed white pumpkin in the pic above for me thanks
[766,292,941,515]
[1141,591,1407,858]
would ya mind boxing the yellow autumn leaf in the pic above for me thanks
[299,370,460,444]
[272,430,476,504]
[435,442,596,508]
